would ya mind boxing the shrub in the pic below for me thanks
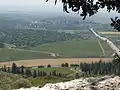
[38,65,44,68]
[47,64,51,68]
[11,78,32,89]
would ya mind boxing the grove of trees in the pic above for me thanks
[2,61,120,78]
[1,63,69,78]
[0,29,84,48]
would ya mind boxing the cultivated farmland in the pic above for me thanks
[33,39,113,58]
[0,58,112,67]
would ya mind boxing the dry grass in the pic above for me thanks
[99,32,120,35]
[0,58,112,67]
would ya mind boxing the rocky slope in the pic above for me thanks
[16,75,120,90]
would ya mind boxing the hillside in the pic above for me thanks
[33,40,113,58]
[0,71,32,90]
[16,76,120,90]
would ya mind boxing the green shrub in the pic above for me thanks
[11,78,32,89]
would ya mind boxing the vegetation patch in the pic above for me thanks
[33,40,113,58]
[0,48,52,62]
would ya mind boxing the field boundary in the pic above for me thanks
[0,58,112,67]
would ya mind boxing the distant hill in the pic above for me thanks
[0,12,112,31]
[30,16,112,31]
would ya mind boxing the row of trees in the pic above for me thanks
[1,63,68,78]
[3,61,120,77]
[80,60,120,76]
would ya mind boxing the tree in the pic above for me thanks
[3,64,7,72]
[64,63,69,67]
[47,64,51,68]
[17,67,21,74]
[7,67,10,73]
[61,63,65,67]
[12,63,17,74]
[20,65,25,75]
[33,70,37,78]
[25,69,32,77]
[0,42,5,48]
[38,65,44,68]
[111,17,120,31]
[52,70,57,76]
[47,0,120,31]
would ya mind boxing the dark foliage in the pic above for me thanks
[70,64,79,67]
[0,42,5,48]
[33,70,37,78]
[38,65,44,68]
[111,17,120,31]
[47,0,120,20]
[47,64,51,68]
[20,65,25,75]
[80,60,120,76]
[1,63,70,78]
[12,63,17,74]
[25,69,32,77]
[3,64,7,72]
[7,67,10,73]
[61,63,69,67]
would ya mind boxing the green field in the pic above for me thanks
[0,48,52,62]
[32,67,73,74]
[0,39,114,62]
[33,40,113,58]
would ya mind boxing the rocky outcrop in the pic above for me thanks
[16,76,120,90]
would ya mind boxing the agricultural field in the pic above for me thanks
[0,39,114,63]
[33,39,113,58]
[0,39,115,63]
[0,48,52,62]
[99,32,120,35]
[0,58,112,67]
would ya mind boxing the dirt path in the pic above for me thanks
[0,58,112,67]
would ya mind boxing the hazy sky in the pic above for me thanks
[0,0,62,10]
[0,0,65,14]
[0,0,119,23]
[0,0,55,6]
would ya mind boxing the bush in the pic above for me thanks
[64,63,69,67]
[47,64,51,68]
[61,63,65,67]
[11,78,32,89]
[61,63,69,67]
[38,65,44,68]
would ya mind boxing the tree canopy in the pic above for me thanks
[46,0,120,31]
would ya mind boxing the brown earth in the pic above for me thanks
[0,58,112,67]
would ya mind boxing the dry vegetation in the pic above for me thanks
[0,58,112,67]
[99,32,120,35]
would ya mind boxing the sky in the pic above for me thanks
[0,0,63,11]
[0,0,56,6]
[0,0,119,23]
